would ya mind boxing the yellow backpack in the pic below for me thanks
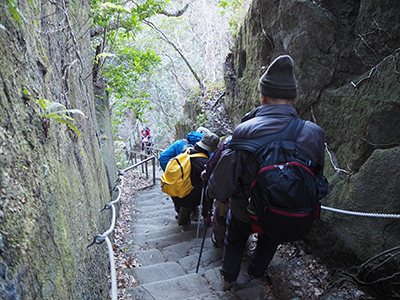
[161,148,207,198]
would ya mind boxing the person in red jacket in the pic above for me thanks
[141,127,151,151]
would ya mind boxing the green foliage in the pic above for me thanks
[90,0,166,139]
[217,0,249,38]
[102,45,161,100]
[103,41,161,138]
[36,97,86,136]
[90,0,168,39]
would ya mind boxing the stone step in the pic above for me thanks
[128,225,210,249]
[130,220,205,239]
[122,273,213,300]
[125,231,217,261]
[130,206,176,221]
[129,248,166,267]
[185,291,232,300]
[134,192,163,203]
[123,261,186,284]
[132,199,168,209]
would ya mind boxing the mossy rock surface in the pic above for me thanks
[222,0,400,273]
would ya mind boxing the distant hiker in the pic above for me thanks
[201,136,232,248]
[141,126,151,139]
[141,126,152,152]
[159,127,211,172]
[206,55,327,290]
[170,132,219,226]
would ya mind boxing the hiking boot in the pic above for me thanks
[211,233,220,248]
[221,275,235,291]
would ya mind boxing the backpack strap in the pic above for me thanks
[184,147,208,159]
[171,148,208,180]
[229,117,305,153]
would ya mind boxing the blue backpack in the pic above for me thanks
[229,117,328,242]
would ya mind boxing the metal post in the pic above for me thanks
[145,158,149,179]
[152,157,156,186]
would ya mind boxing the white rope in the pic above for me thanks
[321,205,400,218]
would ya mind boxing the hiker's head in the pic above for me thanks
[196,127,210,135]
[258,55,297,105]
[197,132,219,154]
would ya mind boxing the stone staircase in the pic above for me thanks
[119,184,271,300]
[114,161,375,300]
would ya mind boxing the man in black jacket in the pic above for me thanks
[173,132,219,226]
[207,55,326,290]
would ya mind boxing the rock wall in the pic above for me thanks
[0,1,116,299]
[224,0,400,270]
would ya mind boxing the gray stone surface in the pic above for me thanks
[119,183,254,299]
[119,181,378,299]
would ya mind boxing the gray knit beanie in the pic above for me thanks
[258,55,297,99]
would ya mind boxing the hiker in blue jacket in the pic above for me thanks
[159,127,211,219]
[159,127,210,171]
[206,55,326,290]
[171,132,219,226]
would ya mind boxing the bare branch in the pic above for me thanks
[147,79,176,129]
[158,0,195,17]
[144,20,205,91]
[162,53,187,92]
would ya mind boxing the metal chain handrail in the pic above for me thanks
[321,205,400,218]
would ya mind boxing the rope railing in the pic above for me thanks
[321,205,400,218]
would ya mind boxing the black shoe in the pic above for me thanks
[211,233,220,248]
[221,275,236,291]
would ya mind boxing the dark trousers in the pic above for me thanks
[220,212,280,283]
[212,200,230,248]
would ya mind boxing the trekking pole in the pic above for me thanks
[196,191,213,274]
[196,187,205,238]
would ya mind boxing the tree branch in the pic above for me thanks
[90,21,123,38]
[158,0,194,17]
[144,20,205,91]
[162,53,187,92]
[90,1,195,38]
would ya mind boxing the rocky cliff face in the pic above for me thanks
[0,1,116,299]
[224,0,400,288]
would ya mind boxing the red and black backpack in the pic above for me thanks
[229,117,328,243]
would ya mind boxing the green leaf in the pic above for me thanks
[22,88,31,96]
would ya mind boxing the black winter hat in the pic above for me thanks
[258,55,297,99]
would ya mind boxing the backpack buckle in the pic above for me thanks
[275,163,288,172]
